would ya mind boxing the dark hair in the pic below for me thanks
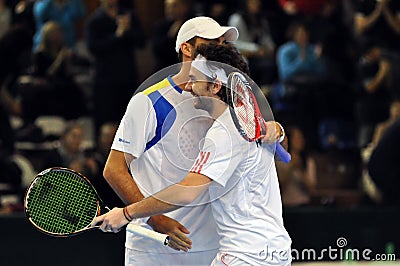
[194,43,250,102]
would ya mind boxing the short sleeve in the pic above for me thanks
[190,122,243,187]
[111,92,157,158]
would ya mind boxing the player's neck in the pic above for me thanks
[172,61,191,90]
[210,101,227,120]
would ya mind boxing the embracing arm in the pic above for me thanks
[91,172,212,251]
[104,149,205,250]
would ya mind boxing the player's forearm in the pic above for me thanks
[127,176,210,219]
[127,184,196,219]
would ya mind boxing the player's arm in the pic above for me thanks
[103,150,142,204]
[104,149,194,251]
[91,172,212,251]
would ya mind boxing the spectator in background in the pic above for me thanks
[276,21,326,149]
[276,21,326,83]
[354,45,392,148]
[277,126,317,207]
[228,0,277,86]
[361,98,400,163]
[33,0,86,50]
[204,0,230,26]
[279,0,337,17]
[0,0,11,39]
[11,0,36,37]
[0,26,33,122]
[152,0,192,71]
[85,0,146,138]
[28,21,87,119]
[354,0,400,55]
[368,117,400,206]
[42,121,97,178]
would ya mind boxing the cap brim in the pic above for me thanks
[197,26,239,42]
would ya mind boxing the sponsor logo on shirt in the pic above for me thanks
[191,151,211,173]
[118,138,131,144]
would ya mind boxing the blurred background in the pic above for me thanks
[0,0,399,265]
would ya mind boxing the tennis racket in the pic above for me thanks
[24,167,169,245]
[226,72,291,163]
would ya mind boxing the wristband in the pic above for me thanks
[276,122,285,143]
[123,206,134,221]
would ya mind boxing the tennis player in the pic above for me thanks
[103,17,240,265]
[94,43,292,266]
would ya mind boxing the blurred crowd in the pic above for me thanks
[1,0,399,212]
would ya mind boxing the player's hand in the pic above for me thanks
[262,121,283,144]
[90,207,128,233]
[147,214,192,252]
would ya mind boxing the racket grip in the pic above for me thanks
[126,223,170,246]
[276,143,291,163]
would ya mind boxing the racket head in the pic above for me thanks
[24,167,104,237]
[226,72,267,142]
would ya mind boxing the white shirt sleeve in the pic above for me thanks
[190,122,243,187]
[111,92,157,158]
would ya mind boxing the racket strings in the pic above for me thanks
[26,170,98,234]
[232,79,257,139]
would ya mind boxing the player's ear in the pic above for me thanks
[180,42,193,59]
[211,79,223,95]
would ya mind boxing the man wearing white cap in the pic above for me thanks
[103,17,239,265]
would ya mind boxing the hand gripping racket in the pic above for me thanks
[226,72,291,163]
[24,167,169,245]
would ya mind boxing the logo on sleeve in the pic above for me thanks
[118,138,131,144]
[191,151,211,173]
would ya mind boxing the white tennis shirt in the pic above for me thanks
[190,108,292,265]
[112,77,219,253]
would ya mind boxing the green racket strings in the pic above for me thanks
[27,170,98,235]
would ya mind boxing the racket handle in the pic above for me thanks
[126,223,170,246]
[276,143,291,163]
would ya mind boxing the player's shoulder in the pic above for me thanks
[141,78,172,97]
[207,109,242,142]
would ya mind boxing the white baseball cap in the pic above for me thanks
[175,16,239,53]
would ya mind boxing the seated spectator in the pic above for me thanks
[228,0,277,85]
[42,121,97,178]
[33,0,85,50]
[277,126,317,207]
[354,45,392,148]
